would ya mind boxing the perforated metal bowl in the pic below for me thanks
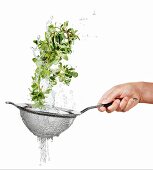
[6,102,79,139]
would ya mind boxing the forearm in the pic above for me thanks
[138,82,153,104]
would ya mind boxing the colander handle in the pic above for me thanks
[6,101,20,108]
[80,102,113,114]
[5,101,29,109]
[80,98,124,114]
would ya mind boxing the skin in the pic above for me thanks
[98,82,153,113]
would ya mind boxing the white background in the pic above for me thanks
[0,0,153,169]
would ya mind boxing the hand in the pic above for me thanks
[98,83,142,113]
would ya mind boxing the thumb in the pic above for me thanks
[100,90,121,104]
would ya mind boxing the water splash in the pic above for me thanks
[45,89,56,108]
[36,83,76,165]
[76,11,102,40]
[54,83,76,110]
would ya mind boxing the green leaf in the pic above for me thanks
[33,40,38,44]
[45,88,51,94]
[72,72,78,77]
[64,21,68,27]
[62,54,68,60]
[64,79,71,85]
[31,82,37,89]
[32,58,37,63]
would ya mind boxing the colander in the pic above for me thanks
[6,101,112,139]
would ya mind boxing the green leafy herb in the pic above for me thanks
[30,21,79,108]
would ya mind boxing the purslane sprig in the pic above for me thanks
[29,21,79,108]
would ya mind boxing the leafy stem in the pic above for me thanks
[29,21,79,108]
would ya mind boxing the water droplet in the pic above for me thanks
[92,11,96,16]
[37,35,40,41]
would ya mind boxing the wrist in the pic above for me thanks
[134,82,145,103]
[136,81,153,103]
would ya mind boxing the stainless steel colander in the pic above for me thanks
[6,101,112,139]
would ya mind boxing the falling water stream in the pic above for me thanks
[37,137,51,164]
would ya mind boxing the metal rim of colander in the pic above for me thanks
[18,105,79,118]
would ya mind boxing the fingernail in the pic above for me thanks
[99,107,106,112]
[133,98,138,101]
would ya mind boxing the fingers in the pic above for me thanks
[98,99,120,113]
[98,106,106,112]
[106,99,121,113]
[98,97,139,113]
[98,86,122,113]
[122,97,139,112]
[107,97,138,112]
[116,96,129,111]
